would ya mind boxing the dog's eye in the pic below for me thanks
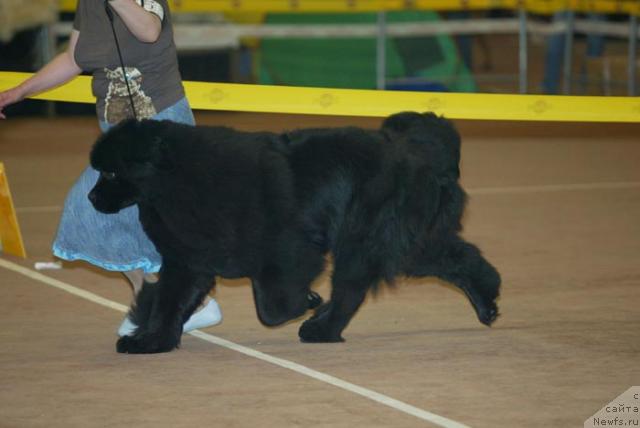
[101,171,116,180]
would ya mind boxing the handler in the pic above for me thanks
[0,0,222,336]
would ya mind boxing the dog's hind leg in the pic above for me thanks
[116,260,213,354]
[407,238,501,326]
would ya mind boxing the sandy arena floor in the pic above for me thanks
[0,112,638,428]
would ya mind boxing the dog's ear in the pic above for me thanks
[90,119,174,181]
[90,120,139,173]
[123,120,175,176]
[145,135,174,173]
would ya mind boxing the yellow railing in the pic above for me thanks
[57,0,640,14]
[1,72,639,122]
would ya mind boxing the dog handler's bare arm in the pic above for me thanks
[0,30,82,120]
[107,0,162,43]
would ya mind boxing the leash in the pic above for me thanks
[103,0,144,121]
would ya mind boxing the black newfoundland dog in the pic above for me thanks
[88,112,501,354]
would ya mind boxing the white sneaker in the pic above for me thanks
[117,316,138,337]
[117,299,223,337]
[183,299,223,332]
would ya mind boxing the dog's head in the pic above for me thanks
[381,111,461,179]
[88,119,172,213]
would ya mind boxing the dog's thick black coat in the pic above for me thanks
[89,112,501,354]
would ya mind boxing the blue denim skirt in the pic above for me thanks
[52,97,195,274]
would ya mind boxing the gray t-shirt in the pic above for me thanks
[73,0,185,123]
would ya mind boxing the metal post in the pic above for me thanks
[562,11,575,94]
[629,15,638,96]
[38,26,51,67]
[376,11,386,90]
[38,24,56,116]
[518,7,528,94]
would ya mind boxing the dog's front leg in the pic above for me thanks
[299,250,380,343]
[116,260,213,354]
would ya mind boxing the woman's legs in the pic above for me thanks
[123,269,147,294]
[122,269,220,313]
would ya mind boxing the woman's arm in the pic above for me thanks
[0,30,82,119]
[107,0,162,43]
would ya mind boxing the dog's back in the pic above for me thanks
[280,116,465,283]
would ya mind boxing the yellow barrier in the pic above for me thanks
[0,163,27,259]
[1,72,639,122]
[58,0,640,14]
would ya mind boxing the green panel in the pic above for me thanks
[257,11,476,92]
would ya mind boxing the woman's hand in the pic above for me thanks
[107,0,162,43]
[0,87,25,119]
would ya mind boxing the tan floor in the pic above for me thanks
[0,113,639,428]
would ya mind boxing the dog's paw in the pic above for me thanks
[116,332,180,354]
[298,317,344,343]
[307,291,323,310]
[477,301,499,327]
[309,302,331,320]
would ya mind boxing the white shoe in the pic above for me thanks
[183,299,223,332]
[117,316,138,337]
[117,299,223,337]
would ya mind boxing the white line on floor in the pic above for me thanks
[0,258,128,312]
[0,257,469,428]
[15,181,640,213]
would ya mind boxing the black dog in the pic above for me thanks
[88,112,500,354]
